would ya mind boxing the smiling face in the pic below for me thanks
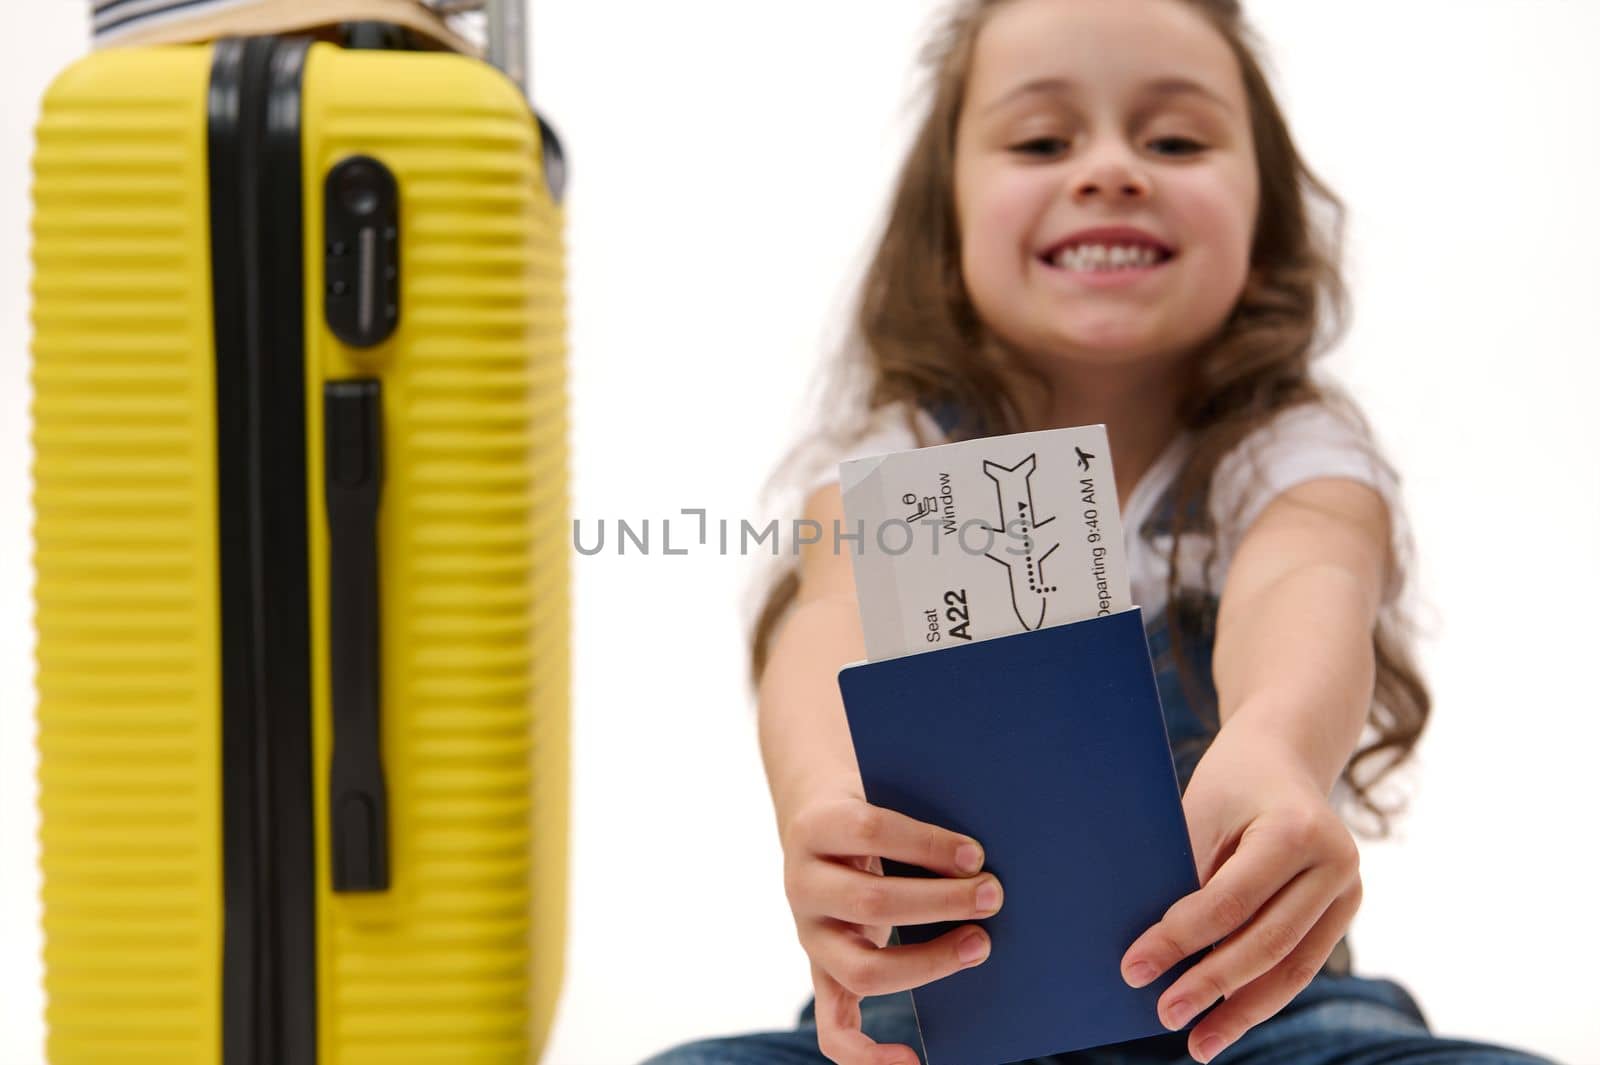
[954,0,1260,376]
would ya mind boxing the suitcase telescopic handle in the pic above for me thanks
[487,0,528,96]
[325,380,392,893]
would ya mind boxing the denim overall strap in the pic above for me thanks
[1133,470,1222,794]
[921,397,966,439]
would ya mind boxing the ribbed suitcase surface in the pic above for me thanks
[33,46,225,1062]
[31,38,569,1065]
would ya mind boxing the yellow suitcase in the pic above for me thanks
[30,25,569,1064]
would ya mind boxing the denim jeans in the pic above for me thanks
[641,969,1557,1065]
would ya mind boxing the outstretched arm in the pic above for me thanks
[1211,475,1391,791]
[1119,476,1394,1064]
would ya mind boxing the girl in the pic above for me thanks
[647,1,1556,1064]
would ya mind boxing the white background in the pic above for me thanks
[2,2,1598,1063]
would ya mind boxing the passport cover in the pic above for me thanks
[837,607,1204,1065]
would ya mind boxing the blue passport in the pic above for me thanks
[836,607,1204,1065]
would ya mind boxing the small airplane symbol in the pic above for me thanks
[1075,446,1095,471]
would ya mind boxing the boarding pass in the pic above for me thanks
[838,424,1133,663]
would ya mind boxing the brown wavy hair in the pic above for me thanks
[747,0,1429,838]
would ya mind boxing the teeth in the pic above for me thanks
[1052,243,1162,272]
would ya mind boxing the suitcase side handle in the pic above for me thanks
[325,379,392,893]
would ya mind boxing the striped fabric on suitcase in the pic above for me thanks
[90,0,485,53]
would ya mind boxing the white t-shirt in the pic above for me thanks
[796,400,1409,619]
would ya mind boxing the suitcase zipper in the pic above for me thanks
[209,35,318,1065]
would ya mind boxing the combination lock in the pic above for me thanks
[324,155,400,348]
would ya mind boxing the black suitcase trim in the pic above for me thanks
[209,34,319,1065]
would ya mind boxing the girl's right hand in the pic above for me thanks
[782,794,1004,1065]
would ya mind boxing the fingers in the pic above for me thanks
[793,855,1004,927]
[1121,814,1335,990]
[789,797,986,878]
[1152,859,1347,1032]
[1180,881,1362,1063]
[809,919,992,1000]
[811,961,923,1065]
[784,796,999,1056]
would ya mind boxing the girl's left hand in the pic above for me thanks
[1117,722,1364,1064]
